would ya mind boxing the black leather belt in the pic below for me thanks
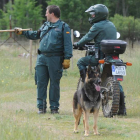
[38,49,63,57]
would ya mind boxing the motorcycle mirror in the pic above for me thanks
[117,32,120,39]
[73,30,80,38]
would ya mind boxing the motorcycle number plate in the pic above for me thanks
[112,65,126,76]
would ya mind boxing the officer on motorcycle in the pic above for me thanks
[73,4,126,115]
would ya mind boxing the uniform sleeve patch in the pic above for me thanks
[66,32,70,34]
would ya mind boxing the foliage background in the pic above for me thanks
[0,0,140,41]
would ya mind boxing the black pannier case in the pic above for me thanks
[100,40,127,54]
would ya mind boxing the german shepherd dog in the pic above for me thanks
[73,65,101,136]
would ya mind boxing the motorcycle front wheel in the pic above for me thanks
[102,77,120,117]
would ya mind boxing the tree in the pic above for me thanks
[3,0,44,30]
[110,14,140,47]
[108,0,140,18]
[35,0,48,22]
[0,10,7,30]
[0,0,9,11]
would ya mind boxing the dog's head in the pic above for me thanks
[85,65,101,91]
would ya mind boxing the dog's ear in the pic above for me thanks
[94,65,101,79]
[87,65,92,73]
[96,65,100,73]
[86,65,92,81]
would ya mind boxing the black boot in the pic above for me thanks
[38,100,47,114]
[51,109,59,114]
[117,92,127,116]
[38,108,46,114]
[80,69,86,82]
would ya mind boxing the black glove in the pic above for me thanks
[73,42,78,49]
[78,46,86,50]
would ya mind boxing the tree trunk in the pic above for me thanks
[115,0,121,14]
[122,0,129,16]
[122,0,126,16]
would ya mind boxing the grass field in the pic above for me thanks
[0,43,140,140]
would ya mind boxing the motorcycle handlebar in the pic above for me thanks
[73,42,95,50]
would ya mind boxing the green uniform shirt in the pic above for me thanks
[22,20,73,59]
[77,20,117,49]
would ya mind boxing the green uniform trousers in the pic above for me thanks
[77,55,98,70]
[35,54,63,110]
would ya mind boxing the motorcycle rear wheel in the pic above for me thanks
[102,77,120,117]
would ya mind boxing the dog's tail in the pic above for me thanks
[77,78,81,90]
[73,91,78,109]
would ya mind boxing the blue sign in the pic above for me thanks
[112,65,115,72]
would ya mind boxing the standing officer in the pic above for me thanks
[73,4,126,115]
[15,5,73,114]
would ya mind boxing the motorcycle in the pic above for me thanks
[73,31,132,117]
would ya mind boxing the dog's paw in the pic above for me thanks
[94,132,100,135]
[84,133,89,137]
[73,130,79,133]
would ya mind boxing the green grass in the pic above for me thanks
[0,44,140,140]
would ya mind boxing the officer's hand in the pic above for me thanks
[14,27,22,35]
[62,59,70,69]
[73,42,78,49]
